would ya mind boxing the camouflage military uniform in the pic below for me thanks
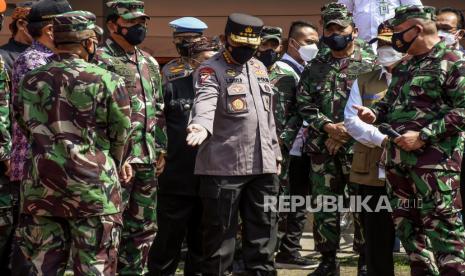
[370,7,465,273]
[269,61,301,186]
[95,2,167,274]
[12,11,132,275]
[161,57,192,85]
[297,38,377,253]
[0,57,11,273]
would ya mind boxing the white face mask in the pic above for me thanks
[438,30,458,48]
[295,41,319,62]
[377,46,404,67]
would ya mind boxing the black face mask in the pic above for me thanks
[175,40,190,57]
[256,49,280,68]
[117,23,147,46]
[226,42,256,65]
[391,25,419,53]
[322,33,353,51]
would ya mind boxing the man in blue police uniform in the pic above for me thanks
[161,17,207,84]
[187,13,281,276]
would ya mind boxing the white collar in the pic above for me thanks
[281,53,305,73]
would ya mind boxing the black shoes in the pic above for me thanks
[308,252,340,276]
[275,254,319,269]
[357,253,367,276]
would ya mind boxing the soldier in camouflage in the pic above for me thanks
[161,17,208,85]
[94,1,167,274]
[255,25,321,269]
[297,3,377,275]
[0,0,15,274]
[12,11,132,275]
[355,5,465,275]
[0,1,12,274]
[255,27,289,182]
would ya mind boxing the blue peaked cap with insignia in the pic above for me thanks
[169,17,208,34]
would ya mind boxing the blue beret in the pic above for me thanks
[169,17,208,34]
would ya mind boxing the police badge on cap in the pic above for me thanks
[225,13,264,46]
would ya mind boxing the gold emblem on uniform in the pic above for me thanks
[170,64,185,73]
[231,98,246,111]
[245,26,253,33]
[255,69,267,77]
[226,69,237,77]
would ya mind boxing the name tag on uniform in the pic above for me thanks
[379,0,390,16]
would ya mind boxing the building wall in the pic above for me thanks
[1,0,464,61]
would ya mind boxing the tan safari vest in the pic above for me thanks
[350,69,387,187]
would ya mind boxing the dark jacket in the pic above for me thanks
[0,38,30,77]
[158,74,199,196]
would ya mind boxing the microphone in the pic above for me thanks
[378,123,423,155]
[378,123,401,139]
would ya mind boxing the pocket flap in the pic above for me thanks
[352,151,369,174]
[259,83,272,94]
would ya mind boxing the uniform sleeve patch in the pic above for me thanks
[199,67,215,84]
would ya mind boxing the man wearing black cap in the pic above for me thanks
[187,13,281,276]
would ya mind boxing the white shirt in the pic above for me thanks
[281,53,305,74]
[344,68,391,148]
[278,54,307,157]
[338,0,423,42]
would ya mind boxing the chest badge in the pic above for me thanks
[226,69,237,77]
[231,98,246,111]
[231,98,245,112]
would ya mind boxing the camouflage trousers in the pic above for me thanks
[118,164,157,275]
[278,145,291,188]
[309,153,365,253]
[0,178,19,274]
[13,213,122,276]
[386,166,465,276]
[0,207,13,274]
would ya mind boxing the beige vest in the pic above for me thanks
[350,69,387,187]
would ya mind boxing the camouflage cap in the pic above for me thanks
[53,11,103,44]
[189,37,220,57]
[261,26,282,43]
[106,0,149,20]
[392,5,436,26]
[321,2,353,28]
